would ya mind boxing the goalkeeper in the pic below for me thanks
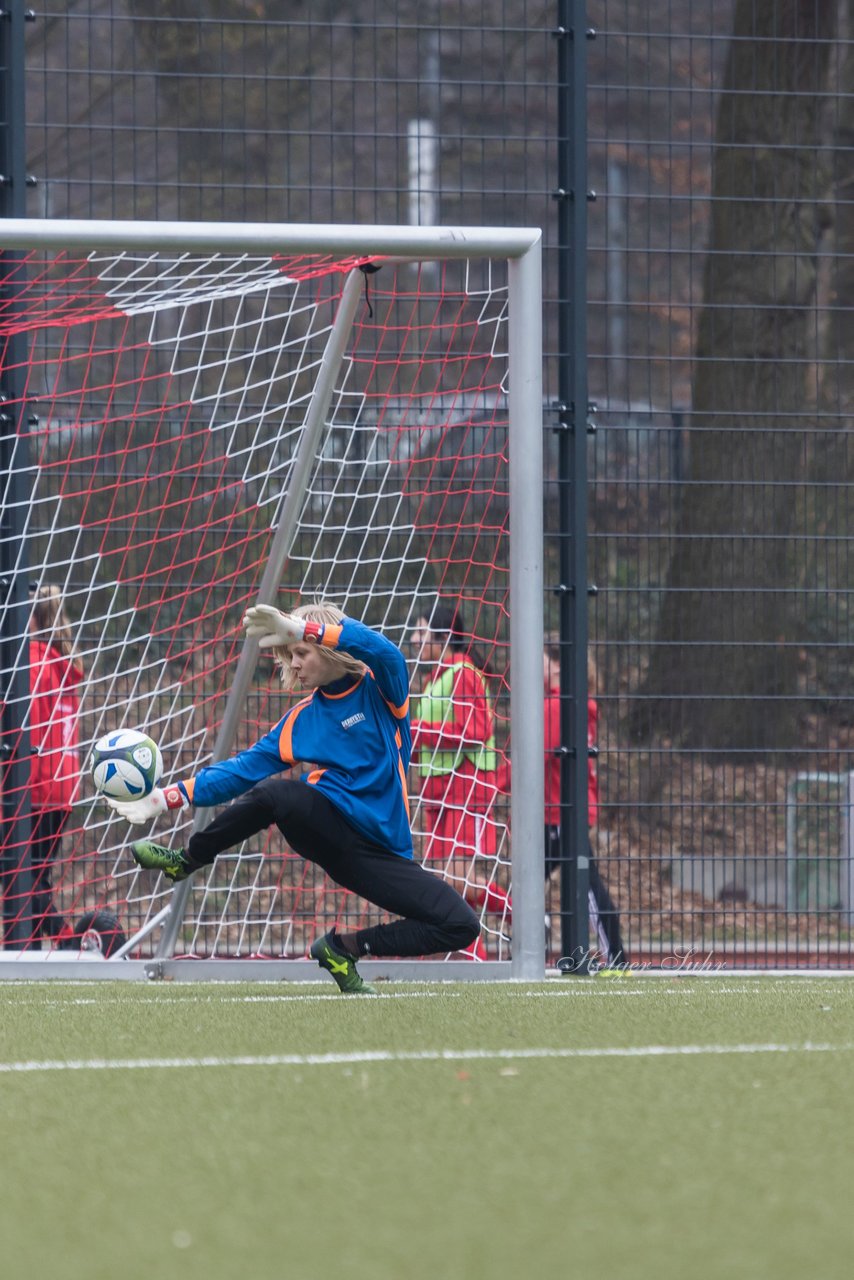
[106,603,480,994]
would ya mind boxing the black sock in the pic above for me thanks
[332,929,356,959]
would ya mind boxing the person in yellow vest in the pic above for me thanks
[410,603,507,946]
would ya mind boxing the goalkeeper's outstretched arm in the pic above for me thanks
[244,604,409,711]
[104,734,289,823]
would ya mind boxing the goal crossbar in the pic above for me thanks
[0,217,541,260]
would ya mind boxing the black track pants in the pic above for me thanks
[1,809,67,943]
[545,824,629,966]
[187,778,480,958]
[30,810,68,940]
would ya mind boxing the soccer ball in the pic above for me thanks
[91,729,163,800]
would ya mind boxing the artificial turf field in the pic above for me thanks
[1,976,853,1280]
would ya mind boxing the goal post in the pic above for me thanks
[0,218,543,981]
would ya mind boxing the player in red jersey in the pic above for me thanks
[544,637,628,968]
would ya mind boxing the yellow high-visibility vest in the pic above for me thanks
[413,660,496,776]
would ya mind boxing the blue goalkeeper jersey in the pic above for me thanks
[179,617,413,858]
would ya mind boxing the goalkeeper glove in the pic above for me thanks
[243,604,325,648]
[106,784,188,826]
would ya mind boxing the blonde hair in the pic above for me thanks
[30,584,84,675]
[274,601,364,692]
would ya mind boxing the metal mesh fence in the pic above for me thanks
[11,1,854,968]
[586,2,854,968]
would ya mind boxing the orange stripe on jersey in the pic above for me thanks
[394,728,410,819]
[367,669,410,719]
[320,624,343,648]
[306,768,326,785]
[180,777,196,803]
[319,673,365,700]
[397,759,410,819]
[279,698,311,764]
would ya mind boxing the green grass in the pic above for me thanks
[2,976,854,1280]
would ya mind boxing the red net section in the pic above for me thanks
[0,249,511,961]
[0,250,375,335]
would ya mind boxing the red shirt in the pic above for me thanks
[411,655,497,810]
[411,655,495,765]
[29,640,83,811]
[544,684,598,827]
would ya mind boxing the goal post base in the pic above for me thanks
[0,957,519,982]
[146,959,518,983]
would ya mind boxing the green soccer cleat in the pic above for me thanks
[310,930,377,995]
[131,840,195,883]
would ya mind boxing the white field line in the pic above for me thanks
[0,990,460,1007]
[0,986,785,1007]
[1,974,851,988]
[507,986,772,997]
[2,1041,853,1075]
[1,978,850,1006]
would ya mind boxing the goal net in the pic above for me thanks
[0,221,543,979]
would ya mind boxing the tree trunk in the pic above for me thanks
[805,0,854,707]
[631,0,836,754]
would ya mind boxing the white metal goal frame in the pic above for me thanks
[0,218,544,983]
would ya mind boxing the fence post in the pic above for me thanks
[0,1,36,945]
[556,0,592,968]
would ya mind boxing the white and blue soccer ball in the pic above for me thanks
[91,729,163,801]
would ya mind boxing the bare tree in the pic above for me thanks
[630,0,837,754]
